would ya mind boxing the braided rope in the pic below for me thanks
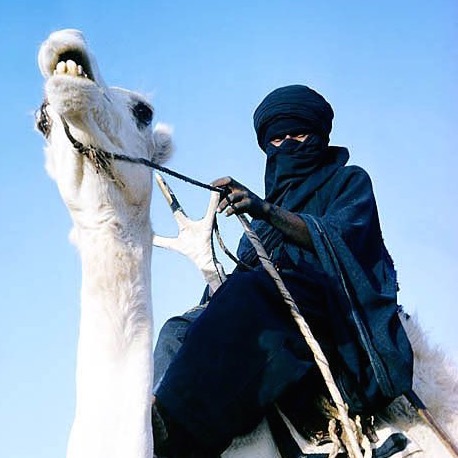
[236,214,364,458]
[59,114,224,194]
[354,416,372,458]
[327,419,341,458]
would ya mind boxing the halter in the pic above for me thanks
[58,113,225,194]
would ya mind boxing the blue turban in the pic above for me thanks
[253,85,334,150]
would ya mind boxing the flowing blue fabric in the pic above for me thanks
[154,85,413,454]
[237,138,413,410]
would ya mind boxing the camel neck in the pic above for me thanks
[67,221,153,458]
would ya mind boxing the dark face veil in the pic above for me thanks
[237,85,348,265]
[253,84,334,151]
[254,85,343,208]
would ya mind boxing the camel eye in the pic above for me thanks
[132,101,153,127]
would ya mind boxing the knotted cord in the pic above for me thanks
[213,218,253,272]
[235,213,364,458]
[59,114,225,194]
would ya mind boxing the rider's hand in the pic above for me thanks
[212,176,271,220]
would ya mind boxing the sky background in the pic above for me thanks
[0,1,457,457]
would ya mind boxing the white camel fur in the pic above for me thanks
[38,28,457,457]
[37,29,172,458]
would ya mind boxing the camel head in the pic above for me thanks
[36,29,172,236]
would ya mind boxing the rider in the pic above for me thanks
[152,84,413,457]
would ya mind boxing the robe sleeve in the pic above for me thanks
[320,167,380,258]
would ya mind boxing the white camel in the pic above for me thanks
[37,29,172,458]
[37,28,457,458]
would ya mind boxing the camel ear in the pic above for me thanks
[152,122,173,164]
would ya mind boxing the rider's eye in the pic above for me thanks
[270,137,284,146]
[294,133,307,140]
[132,101,153,127]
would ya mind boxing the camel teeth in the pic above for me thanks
[56,61,66,74]
[66,59,77,75]
[53,60,88,78]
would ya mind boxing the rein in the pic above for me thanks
[59,115,225,195]
[59,114,248,271]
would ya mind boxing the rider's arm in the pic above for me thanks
[212,176,313,250]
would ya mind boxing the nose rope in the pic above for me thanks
[59,114,226,195]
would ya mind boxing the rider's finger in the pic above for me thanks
[217,196,229,213]
[211,176,233,188]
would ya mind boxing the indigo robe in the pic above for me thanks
[156,147,413,452]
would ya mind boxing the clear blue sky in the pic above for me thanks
[0,1,456,457]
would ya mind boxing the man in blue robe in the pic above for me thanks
[152,85,413,457]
